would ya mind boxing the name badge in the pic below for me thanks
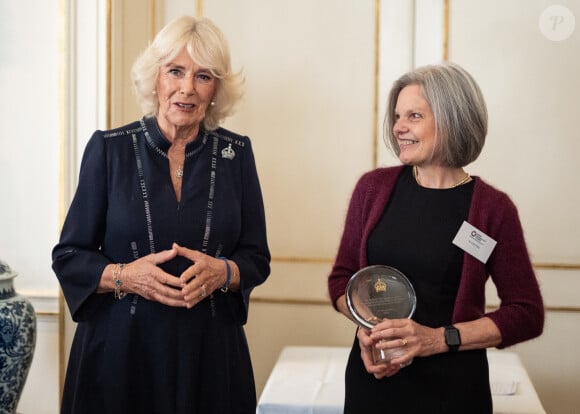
[452,221,497,264]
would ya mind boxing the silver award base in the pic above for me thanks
[372,340,412,366]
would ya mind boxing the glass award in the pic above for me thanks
[346,265,417,364]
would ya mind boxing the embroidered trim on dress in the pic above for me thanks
[140,117,209,159]
[132,134,156,255]
[201,136,219,254]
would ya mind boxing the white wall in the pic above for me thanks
[449,0,580,265]
[0,0,60,295]
[205,0,377,260]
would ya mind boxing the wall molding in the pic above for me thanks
[251,295,580,314]
[272,256,580,270]
[18,290,60,315]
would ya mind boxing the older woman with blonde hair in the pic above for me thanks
[53,16,270,414]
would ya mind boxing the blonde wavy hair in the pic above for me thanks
[131,16,244,130]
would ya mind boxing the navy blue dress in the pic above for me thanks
[52,116,270,414]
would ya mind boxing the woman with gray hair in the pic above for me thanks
[53,16,270,413]
[328,62,543,413]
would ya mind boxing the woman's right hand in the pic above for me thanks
[357,326,402,379]
[99,248,186,307]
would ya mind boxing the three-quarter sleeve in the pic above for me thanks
[52,131,112,321]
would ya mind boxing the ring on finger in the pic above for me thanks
[401,338,408,346]
[200,284,207,298]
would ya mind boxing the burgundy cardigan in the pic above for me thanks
[328,166,544,348]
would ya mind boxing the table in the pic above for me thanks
[256,346,546,414]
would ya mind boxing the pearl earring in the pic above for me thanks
[210,101,216,107]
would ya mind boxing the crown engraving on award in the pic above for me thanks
[221,143,236,160]
[374,277,387,293]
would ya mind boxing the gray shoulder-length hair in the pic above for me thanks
[384,62,488,168]
[132,15,244,131]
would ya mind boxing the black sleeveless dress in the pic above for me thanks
[344,166,492,414]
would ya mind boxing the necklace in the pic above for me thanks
[167,153,184,179]
[175,165,183,178]
[168,146,186,179]
[413,165,471,188]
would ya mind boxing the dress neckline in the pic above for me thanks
[141,116,208,157]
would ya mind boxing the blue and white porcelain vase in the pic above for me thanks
[0,260,36,414]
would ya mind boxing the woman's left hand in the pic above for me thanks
[172,243,228,308]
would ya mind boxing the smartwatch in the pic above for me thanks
[444,325,461,352]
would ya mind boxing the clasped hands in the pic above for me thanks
[107,243,230,308]
[358,318,437,379]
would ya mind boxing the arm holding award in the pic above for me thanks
[327,62,544,413]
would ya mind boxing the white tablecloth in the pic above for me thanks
[256,346,545,414]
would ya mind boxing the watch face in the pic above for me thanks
[445,327,461,346]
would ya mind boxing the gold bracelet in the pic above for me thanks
[112,263,127,300]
